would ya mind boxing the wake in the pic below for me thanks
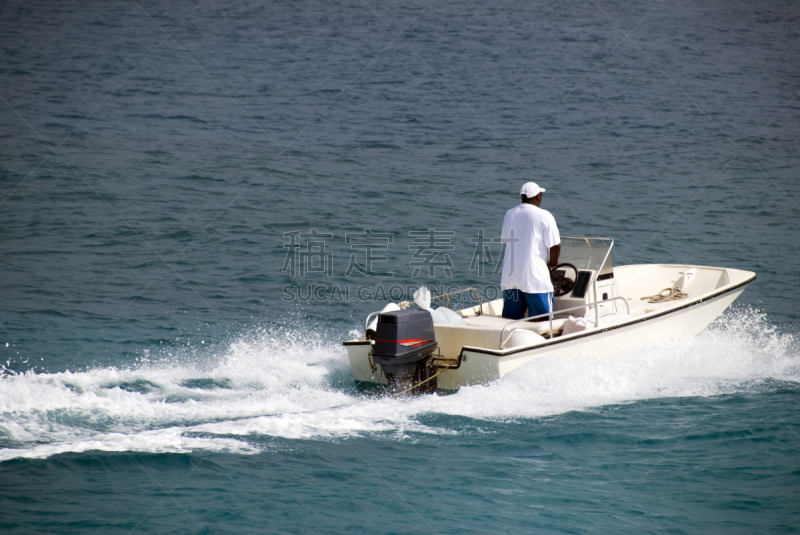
[0,307,797,461]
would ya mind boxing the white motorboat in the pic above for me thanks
[343,236,756,394]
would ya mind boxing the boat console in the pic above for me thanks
[551,236,619,319]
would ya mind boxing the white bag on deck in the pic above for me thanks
[561,315,591,336]
[413,286,432,311]
[430,306,467,325]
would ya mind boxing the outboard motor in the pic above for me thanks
[371,309,438,395]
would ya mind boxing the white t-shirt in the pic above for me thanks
[500,204,560,294]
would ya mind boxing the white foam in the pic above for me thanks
[0,428,256,462]
[0,308,797,461]
[0,326,350,460]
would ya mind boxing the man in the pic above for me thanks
[499,182,561,320]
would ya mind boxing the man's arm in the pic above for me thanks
[547,244,560,270]
[499,212,510,243]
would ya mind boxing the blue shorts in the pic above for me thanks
[502,289,553,320]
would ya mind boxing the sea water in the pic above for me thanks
[1,0,799,532]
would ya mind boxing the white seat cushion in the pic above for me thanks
[463,315,566,335]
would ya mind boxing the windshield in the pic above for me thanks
[559,236,614,279]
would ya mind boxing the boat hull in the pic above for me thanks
[345,281,749,392]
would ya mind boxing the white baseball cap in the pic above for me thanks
[520,182,546,197]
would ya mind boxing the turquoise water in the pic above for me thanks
[1,0,799,532]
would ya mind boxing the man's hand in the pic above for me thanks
[548,244,561,271]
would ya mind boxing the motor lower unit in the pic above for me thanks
[371,309,438,395]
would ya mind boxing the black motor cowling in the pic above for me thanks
[371,309,438,395]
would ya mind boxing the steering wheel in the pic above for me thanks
[550,263,578,297]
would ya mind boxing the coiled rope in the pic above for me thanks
[640,285,688,304]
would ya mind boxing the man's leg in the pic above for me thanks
[523,292,553,319]
[502,289,527,319]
